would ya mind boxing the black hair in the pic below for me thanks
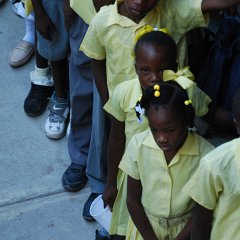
[232,88,240,122]
[136,81,195,128]
[134,31,177,66]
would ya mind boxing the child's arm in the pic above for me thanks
[202,0,240,13]
[127,176,158,240]
[63,0,77,30]
[175,220,192,240]
[91,59,109,104]
[102,117,125,209]
[31,0,56,41]
[191,203,213,240]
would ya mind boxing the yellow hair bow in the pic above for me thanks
[163,66,195,90]
[134,25,170,44]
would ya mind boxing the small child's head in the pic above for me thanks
[137,82,194,156]
[122,0,158,23]
[134,26,177,89]
[232,88,240,135]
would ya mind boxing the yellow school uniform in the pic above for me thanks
[80,0,208,96]
[70,0,96,25]
[104,75,211,235]
[183,138,240,240]
[119,130,214,240]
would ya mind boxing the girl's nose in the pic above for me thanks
[151,72,163,84]
[157,134,168,144]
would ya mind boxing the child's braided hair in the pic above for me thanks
[135,81,195,128]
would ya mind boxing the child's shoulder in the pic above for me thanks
[90,3,114,25]
[130,129,152,148]
[115,77,139,92]
[192,132,214,151]
[201,138,240,168]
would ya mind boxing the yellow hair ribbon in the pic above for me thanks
[134,25,170,44]
[163,66,195,90]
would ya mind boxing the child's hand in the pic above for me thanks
[102,185,118,210]
[35,15,56,41]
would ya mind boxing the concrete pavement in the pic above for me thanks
[0,2,98,239]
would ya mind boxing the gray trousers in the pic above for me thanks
[68,16,107,193]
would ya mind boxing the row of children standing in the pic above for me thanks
[23,0,240,239]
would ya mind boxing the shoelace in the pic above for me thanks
[48,112,64,123]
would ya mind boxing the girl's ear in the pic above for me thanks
[233,118,240,135]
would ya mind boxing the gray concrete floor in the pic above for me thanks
[0,2,97,240]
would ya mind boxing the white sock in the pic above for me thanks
[30,66,53,86]
[23,17,35,45]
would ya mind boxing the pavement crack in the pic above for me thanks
[0,189,66,208]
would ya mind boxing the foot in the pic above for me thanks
[9,0,21,16]
[24,83,54,117]
[45,92,69,139]
[83,193,101,221]
[95,230,110,240]
[8,40,34,67]
[61,163,88,192]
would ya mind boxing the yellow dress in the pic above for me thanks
[119,130,214,240]
[183,138,240,240]
[104,76,212,235]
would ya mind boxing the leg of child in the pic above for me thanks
[45,57,69,139]
[8,5,35,67]
[83,84,110,219]
[61,16,92,192]
[24,48,54,117]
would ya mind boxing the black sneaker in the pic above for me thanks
[24,83,54,117]
[95,230,110,240]
[83,193,101,221]
[61,163,88,192]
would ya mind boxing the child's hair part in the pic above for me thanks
[134,30,177,64]
[137,81,195,127]
[232,88,240,122]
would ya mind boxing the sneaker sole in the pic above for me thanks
[45,131,66,140]
[82,215,95,221]
[61,179,88,192]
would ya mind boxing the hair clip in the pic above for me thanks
[184,100,192,106]
[153,84,160,97]
[135,103,145,123]
[134,25,170,44]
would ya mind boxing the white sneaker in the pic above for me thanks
[45,92,69,139]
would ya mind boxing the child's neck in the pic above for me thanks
[118,2,145,24]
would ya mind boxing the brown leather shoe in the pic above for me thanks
[8,40,35,67]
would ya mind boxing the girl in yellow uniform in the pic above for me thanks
[103,27,211,240]
[119,83,214,240]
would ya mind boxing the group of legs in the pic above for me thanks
[7,2,109,238]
